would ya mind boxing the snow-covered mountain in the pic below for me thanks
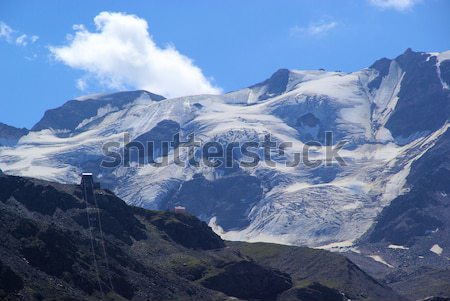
[1,49,450,250]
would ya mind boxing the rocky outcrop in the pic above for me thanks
[200,260,292,300]
[278,283,345,301]
[0,122,28,146]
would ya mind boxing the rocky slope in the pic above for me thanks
[0,123,28,146]
[343,127,450,300]
[0,173,407,300]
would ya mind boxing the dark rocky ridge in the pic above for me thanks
[0,173,403,300]
[278,282,346,301]
[355,128,450,300]
[368,57,392,92]
[384,49,450,140]
[366,127,450,247]
[0,122,29,146]
[249,68,291,101]
[31,90,165,132]
[200,261,292,300]
[231,242,405,301]
[162,173,263,231]
[125,119,181,164]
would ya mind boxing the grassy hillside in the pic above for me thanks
[230,242,404,301]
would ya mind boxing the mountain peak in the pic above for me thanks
[75,90,165,102]
[0,122,29,146]
[31,90,165,132]
[404,47,414,54]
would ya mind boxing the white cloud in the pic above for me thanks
[369,0,420,11]
[290,20,337,37]
[0,21,39,46]
[76,78,88,91]
[0,22,13,41]
[15,34,28,46]
[49,11,221,98]
[25,53,38,61]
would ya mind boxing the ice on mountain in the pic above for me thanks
[430,244,443,255]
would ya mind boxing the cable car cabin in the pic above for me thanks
[174,206,187,214]
[80,173,101,189]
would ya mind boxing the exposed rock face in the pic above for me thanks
[201,261,292,300]
[279,283,346,301]
[0,259,24,298]
[125,119,181,162]
[31,90,165,132]
[385,49,450,140]
[352,127,450,300]
[231,241,405,301]
[368,57,392,91]
[0,122,28,146]
[134,208,225,250]
[366,127,450,246]
[248,68,292,101]
[162,173,263,230]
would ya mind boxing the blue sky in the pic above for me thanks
[1,0,449,128]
